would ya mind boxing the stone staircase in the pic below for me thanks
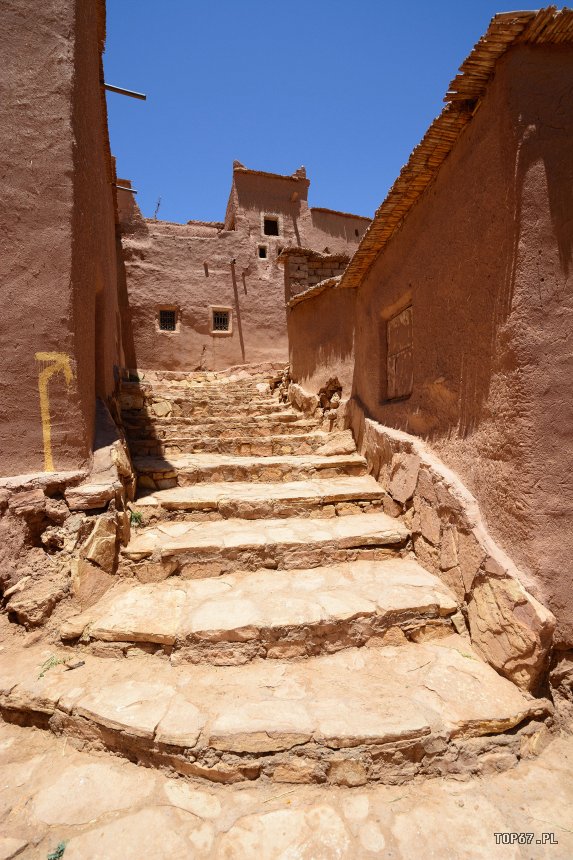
[0,368,551,787]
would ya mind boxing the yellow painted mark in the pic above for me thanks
[35,352,74,472]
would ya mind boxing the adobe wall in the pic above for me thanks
[119,167,369,373]
[119,212,290,372]
[288,285,356,398]
[351,45,573,647]
[0,0,121,475]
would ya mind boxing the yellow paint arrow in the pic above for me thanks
[35,352,74,472]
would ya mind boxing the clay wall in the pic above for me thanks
[119,210,289,371]
[349,45,573,647]
[288,285,356,399]
[120,166,369,372]
[305,208,370,251]
[0,0,121,475]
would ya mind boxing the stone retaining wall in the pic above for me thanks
[346,399,555,693]
[287,382,555,693]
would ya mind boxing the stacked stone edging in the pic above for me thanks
[287,383,555,693]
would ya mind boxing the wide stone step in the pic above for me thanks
[61,558,459,664]
[128,431,333,458]
[132,475,382,521]
[134,452,368,490]
[0,639,550,785]
[122,381,264,396]
[124,415,320,440]
[119,511,410,580]
[122,400,290,420]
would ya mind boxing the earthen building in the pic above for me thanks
[1,4,573,853]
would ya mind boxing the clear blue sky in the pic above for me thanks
[104,0,544,223]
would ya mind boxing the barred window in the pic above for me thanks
[212,310,230,332]
[159,309,176,331]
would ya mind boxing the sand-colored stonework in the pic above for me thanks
[2,3,573,857]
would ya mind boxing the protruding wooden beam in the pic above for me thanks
[104,83,147,101]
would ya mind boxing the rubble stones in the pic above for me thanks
[6,574,69,627]
[65,482,117,511]
[79,514,117,573]
[71,558,114,611]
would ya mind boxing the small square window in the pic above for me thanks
[263,217,279,236]
[159,309,176,331]
[258,245,268,259]
[212,310,230,332]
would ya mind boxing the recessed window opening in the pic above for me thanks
[212,310,230,332]
[158,309,176,331]
[386,306,413,400]
[263,216,279,236]
[355,228,359,237]
[258,245,268,259]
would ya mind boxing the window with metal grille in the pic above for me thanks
[159,309,176,331]
[263,216,279,236]
[212,310,230,332]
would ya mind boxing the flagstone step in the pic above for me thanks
[134,452,368,490]
[0,638,551,785]
[131,475,383,521]
[122,378,270,393]
[129,431,334,458]
[122,400,291,421]
[60,558,459,664]
[124,416,320,440]
[119,511,410,580]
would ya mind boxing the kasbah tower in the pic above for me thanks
[0,2,572,856]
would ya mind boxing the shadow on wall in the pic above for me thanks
[116,235,138,372]
[288,286,356,394]
[457,116,573,439]
[230,262,246,364]
[310,210,363,243]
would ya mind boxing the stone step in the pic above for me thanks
[122,400,290,420]
[128,431,334,458]
[134,452,368,490]
[131,475,383,521]
[124,415,320,439]
[121,386,267,401]
[119,511,410,580]
[122,381,264,395]
[60,558,459,664]
[0,638,550,785]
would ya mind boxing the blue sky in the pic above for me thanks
[104,0,544,223]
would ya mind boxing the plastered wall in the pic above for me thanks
[349,45,573,647]
[288,286,356,398]
[118,167,369,372]
[0,0,121,475]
